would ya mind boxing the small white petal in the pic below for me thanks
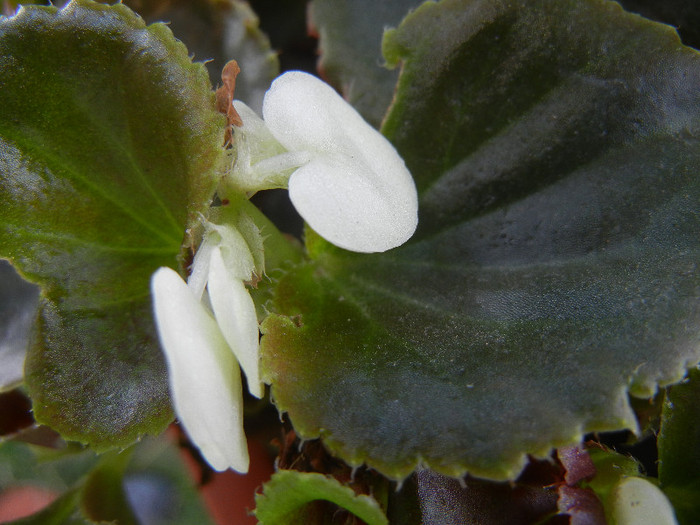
[187,237,215,300]
[151,267,249,473]
[263,71,418,253]
[207,247,263,399]
[610,477,678,525]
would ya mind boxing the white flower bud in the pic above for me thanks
[610,477,678,525]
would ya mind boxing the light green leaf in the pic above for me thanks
[262,0,700,480]
[0,0,224,449]
[80,451,138,525]
[254,470,388,525]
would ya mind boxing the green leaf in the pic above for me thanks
[121,0,279,113]
[658,367,700,524]
[123,435,216,525]
[254,470,388,525]
[80,451,138,525]
[0,440,99,493]
[616,0,700,50]
[0,435,215,525]
[0,438,99,525]
[0,0,224,449]
[308,0,423,127]
[262,0,700,480]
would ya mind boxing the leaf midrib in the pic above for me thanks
[0,125,181,247]
[1,223,176,254]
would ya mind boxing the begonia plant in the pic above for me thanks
[0,0,698,523]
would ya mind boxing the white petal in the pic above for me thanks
[262,71,418,253]
[610,477,678,525]
[207,247,263,399]
[288,155,417,252]
[151,267,249,473]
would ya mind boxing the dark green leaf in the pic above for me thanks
[123,435,216,525]
[0,0,224,449]
[308,0,423,127]
[119,0,279,113]
[616,0,700,49]
[658,367,700,524]
[262,0,700,480]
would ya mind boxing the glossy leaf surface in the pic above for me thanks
[0,0,224,448]
[262,0,700,480]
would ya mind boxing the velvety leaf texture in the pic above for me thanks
[0,0,224,449]
[309,0,424,127]
[261,0,700,480]
[124,0,279,114]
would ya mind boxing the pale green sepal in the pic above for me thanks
[206,222,257,281]
[231,100,293,193]
[234,212,266,278]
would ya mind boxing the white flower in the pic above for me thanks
[151,223,263,473]
[151,71,418,473]
[231,71,419,254]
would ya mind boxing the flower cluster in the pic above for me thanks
[151,71,418,472]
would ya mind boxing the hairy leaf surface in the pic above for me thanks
[0,0,224,448]
[262,0,700,480]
